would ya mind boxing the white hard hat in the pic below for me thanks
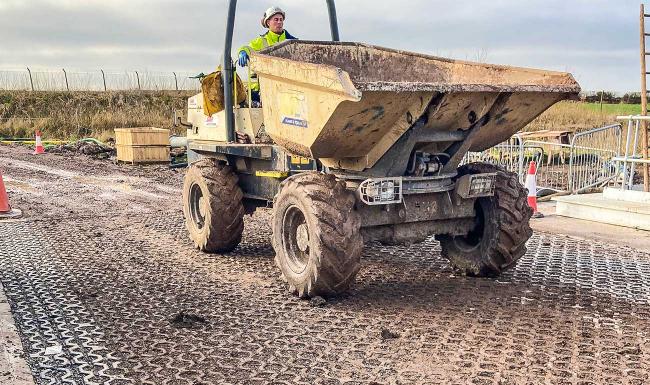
[261,6,285,28]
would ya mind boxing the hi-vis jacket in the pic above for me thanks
[238,30,297,92]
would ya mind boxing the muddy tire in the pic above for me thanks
[183,159,244,253]
[436,163,533,277]
[272,173,363,298]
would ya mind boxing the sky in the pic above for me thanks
[0,0,643,93]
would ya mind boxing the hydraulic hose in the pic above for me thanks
[78,138,106,146]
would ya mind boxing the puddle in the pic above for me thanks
[4,178,38,192]
[2,158,77,178]
[72,176,167,200]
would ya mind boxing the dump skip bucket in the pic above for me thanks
[252,41,580,171]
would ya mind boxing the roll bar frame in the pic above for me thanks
[222,0,340,142]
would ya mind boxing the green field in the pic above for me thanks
[580,103,642,115]
[529,101,646,131]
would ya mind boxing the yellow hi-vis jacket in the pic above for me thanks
[238,29,297,92]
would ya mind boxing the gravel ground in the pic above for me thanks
[1,144,650,385]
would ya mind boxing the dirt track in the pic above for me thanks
[1,144,650,385]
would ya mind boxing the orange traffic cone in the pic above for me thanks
[0,170,22,219]
[525,161,543,218]
[34,130,45,154]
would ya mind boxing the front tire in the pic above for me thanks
[272,173,363,298]
[437,163,533,277]
[182,159,244,253]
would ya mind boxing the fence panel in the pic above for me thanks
[31,70,67,91]
[0,69,201,91]
[0,70,31,90]
[464,124,622,195]
[615,116,649,191]
[176,72,201,91]
[103,71,136,91]
[568,124,622,193]
[463,137,541,184]
[522,124,622,194]
[521,140,572,193]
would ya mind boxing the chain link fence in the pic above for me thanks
[0,68,202,91]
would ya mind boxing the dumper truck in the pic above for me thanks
[179,0,581,298]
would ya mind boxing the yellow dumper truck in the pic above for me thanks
[180,0,581,298]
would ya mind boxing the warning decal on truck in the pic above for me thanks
[279,90,309,128]
[205,115,218,127]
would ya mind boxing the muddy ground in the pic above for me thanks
[1,144,650,385]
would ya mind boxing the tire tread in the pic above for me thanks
[438,162,533,277]
[272,173,362,298]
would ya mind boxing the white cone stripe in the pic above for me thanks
[525,174,536,197]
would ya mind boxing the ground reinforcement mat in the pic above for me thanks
[1,211,649,385]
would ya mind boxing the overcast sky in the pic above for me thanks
[0,0,643,93]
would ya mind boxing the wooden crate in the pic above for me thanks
[114,127,170,146]
[116,145,170,164]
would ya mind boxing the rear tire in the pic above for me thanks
[272,173,363,298]
[182,159,245,253]
[437,163,533,277]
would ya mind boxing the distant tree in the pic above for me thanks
[584,92,599,103]
[583,91,617,104]
[622,92,642,104]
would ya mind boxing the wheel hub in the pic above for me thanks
[189,183,206,229]
[198,196,207,218]
[296,224,310,252]
[281,205,310,275]
[452,199,486,252]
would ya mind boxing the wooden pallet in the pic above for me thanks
[115,127,171,164]
[114,127,170,146]
[116,145,170,164]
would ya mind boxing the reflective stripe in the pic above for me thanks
[261,39,269,49]
[241,45,253,56]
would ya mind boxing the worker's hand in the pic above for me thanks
[238,51,249,67]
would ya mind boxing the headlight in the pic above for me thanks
[455,173,497,199]
[358,178,402,205]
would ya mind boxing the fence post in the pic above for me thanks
[173,72,178,91]
[26,67,34,91]
[628,120,643,190]
[621,118,634,190]
[62,68,69,91]
[100,69,107,91]
[568,130,579,193]
[135,71,141,90]
[599,90,604,114]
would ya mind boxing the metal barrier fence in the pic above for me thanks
[517,140,568,192]
[462,137,542,184]
[464,124,623,195]
[0,68,202,91]
[615,115,650,191]
[568,124,622,193]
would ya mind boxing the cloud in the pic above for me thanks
[0,0,642,92]
[0,0,27,11]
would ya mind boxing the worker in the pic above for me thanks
[237,6,297,103]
